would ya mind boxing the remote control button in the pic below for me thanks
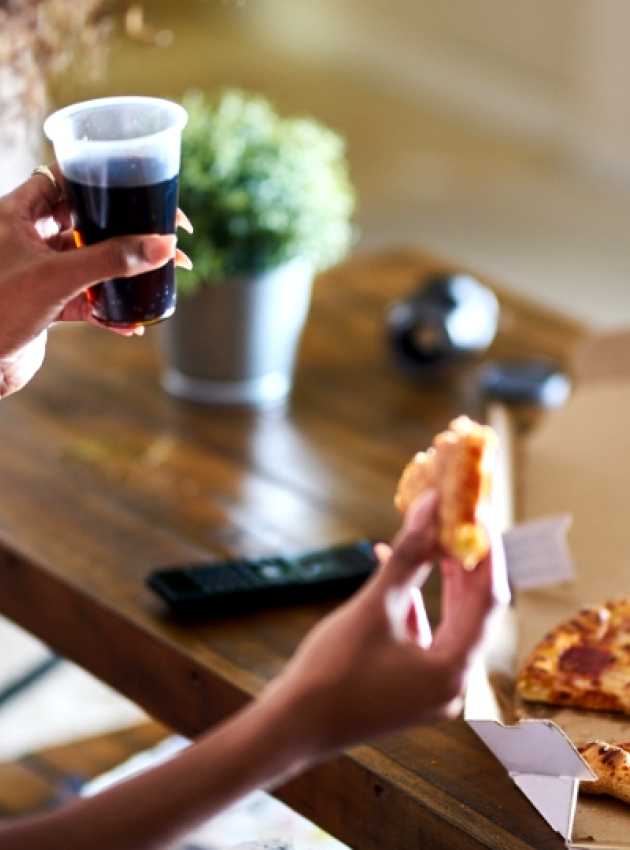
[300,561,323,578]
[260,564,284,580]
[194,566,255,592]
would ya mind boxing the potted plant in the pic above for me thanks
[160,89,355,407]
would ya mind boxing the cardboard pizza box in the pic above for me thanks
[465,330,630,849]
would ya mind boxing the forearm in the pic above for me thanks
[0,686,314,850]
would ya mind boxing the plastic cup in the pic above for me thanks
[44,96,188,327]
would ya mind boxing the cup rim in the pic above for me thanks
[43,96,188,147]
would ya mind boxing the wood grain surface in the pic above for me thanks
[0,723,168,817]
[0,249,586,849]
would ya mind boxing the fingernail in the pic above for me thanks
[175,249,193,271]
[142,234,176,264]
[374,542,391,566]
[404,489,437,532]
[177,210,194,234]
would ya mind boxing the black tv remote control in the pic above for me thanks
[147,540,378,617]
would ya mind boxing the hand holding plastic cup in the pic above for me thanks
[44,96,188,327]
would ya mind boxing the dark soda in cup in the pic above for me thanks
[65,158,179,325]
[44,97,188,327]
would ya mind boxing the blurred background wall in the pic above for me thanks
[256,0,630,182]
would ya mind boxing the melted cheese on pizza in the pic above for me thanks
[517,599,630,714]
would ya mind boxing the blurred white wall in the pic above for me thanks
[249,0,630,184]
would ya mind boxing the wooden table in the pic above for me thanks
[0,723,167,817]
[0,250,586,850]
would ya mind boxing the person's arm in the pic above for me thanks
[0,493,508,850]
[1,687,312,850]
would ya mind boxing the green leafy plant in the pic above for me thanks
[177,90,356,292]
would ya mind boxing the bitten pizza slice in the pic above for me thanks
[395,416,497,570]
[578,740,630,805]
[516,599,630,714]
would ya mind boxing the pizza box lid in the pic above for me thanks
[465,330,630,849]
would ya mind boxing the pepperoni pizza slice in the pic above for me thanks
[517,599,630,714]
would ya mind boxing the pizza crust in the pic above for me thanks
[394,416,496,570]
[578,740,630,805]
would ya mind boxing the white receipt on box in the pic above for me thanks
[502,515,574,590]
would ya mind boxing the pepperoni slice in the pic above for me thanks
[558,645,615,677]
